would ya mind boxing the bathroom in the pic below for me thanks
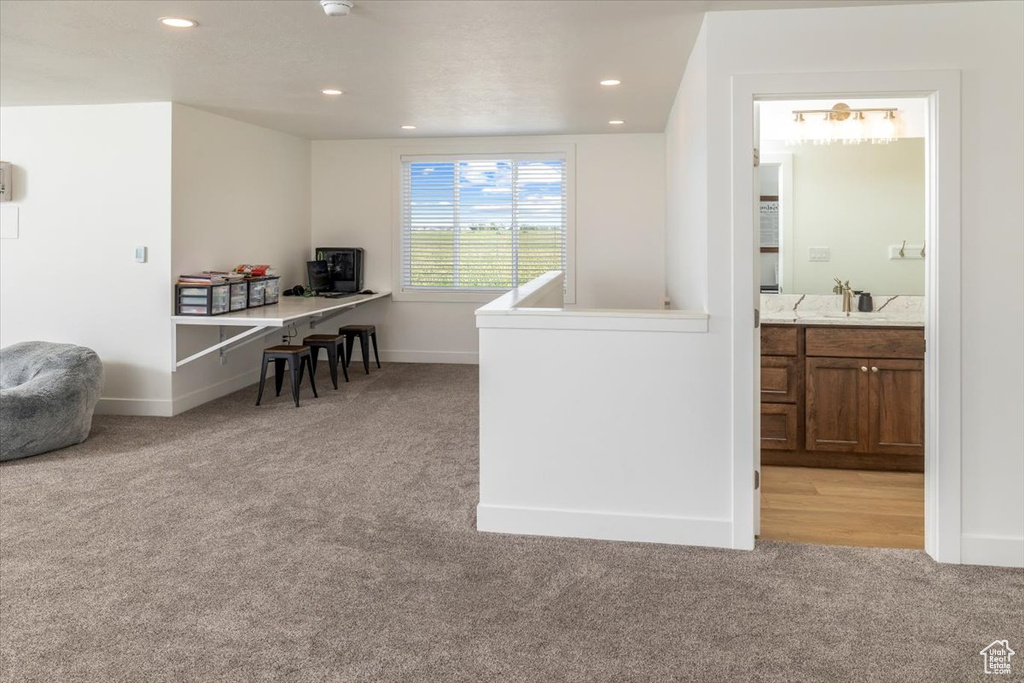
[756,97,928,549]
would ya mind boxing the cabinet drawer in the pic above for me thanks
[805,327,924,360]
[761,356,802,403]
[761,325,799,356]
[761,403,798,450]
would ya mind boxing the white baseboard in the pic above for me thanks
[171,367,264,416]
[477,503,733,549]
[961,534,1024,568]
[95,397,174,417]
[350,349,478,364]
[96,352,474,417]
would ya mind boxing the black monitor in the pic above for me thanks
[306,260,332,294]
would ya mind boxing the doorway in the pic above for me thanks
[728,70,963,563]
[755,97,928,549]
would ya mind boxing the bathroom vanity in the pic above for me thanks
[760,297,925,472]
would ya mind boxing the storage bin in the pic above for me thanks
[247,277,267,308]
[176,283,230,316]
[263,276,281,305]
[229,281,249,311]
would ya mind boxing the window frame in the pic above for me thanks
[392,143,576,304]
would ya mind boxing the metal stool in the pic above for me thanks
[302,334,349,389]
[339,324,380,375]
[256,345,318,407]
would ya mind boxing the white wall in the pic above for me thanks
[662,1,1022,565]
[170,105,312,413]
[311,134,666,363]
[0,103,173,411]
[776,138,925,295]
[664,24,708,312]
[477,273,729,547]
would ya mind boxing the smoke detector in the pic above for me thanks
[320,0,354,16]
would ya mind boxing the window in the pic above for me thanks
[396,149,574,302]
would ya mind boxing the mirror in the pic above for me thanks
[759,98,927,296]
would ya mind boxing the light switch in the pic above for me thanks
[134,246,147,263]
[808,246,830,262]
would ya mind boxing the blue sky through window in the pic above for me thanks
[409,159,564,229]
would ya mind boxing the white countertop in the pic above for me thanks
[761,293,924,328]
[172,291,390,327]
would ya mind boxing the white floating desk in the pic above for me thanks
[171,291,390,371]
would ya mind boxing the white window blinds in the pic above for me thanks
[400,154,567,292]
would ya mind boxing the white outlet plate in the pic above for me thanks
[889,244,925,260]
[808,246,830,262]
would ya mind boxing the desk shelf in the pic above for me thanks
[170,291,390,371]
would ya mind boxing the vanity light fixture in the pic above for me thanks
[789,103,899,145]
[321,89,344,96]
[608,120,625,125]
[600,79,622,87]
[158,17,198,28]
[401,125,417,130]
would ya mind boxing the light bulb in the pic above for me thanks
[843,112,866,145]
[786,113,805,146]
[874,111,897,144]
[809,113,831,145]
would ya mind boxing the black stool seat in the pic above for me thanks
[302,334,349,390]
[256,345,318,407]
[339,324,381,375]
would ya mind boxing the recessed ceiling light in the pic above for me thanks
[321,89,344,96]
[600,79,622,87]
[158,17,198,28]
[609,120,625,125]
[401,125,417,130]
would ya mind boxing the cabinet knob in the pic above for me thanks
[871,366,879,373]
[861,366,868,372]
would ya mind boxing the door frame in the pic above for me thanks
[730,70,962,563]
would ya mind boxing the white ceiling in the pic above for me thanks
[0,0,947,140]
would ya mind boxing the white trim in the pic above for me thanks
[477,504,733,548]
[375,350,479,365]
[95,397,174,418]
[961,534,1024,569]
[731,70,962,562]
[475,311,709,333]
[171,367,265,416]
[476,270,709,332]
[391,142,577,304]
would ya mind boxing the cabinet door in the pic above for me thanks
[869,359,925,456]
[761,355,802,403]
[806,358,870,452]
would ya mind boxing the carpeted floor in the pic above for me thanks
[1,363,1021,682]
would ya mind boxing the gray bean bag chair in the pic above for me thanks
[0,341,103,462]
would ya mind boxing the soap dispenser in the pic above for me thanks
[858,292,873,312]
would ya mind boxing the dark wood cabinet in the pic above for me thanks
[805,357,869,452]
[761,403,799,450]
[869,359,925,455]
[761,324,924,471]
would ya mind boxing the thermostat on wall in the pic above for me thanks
[0,162,11,202]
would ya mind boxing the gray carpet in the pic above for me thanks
[1,363,1021,682]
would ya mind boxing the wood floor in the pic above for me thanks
[759,465,924,549]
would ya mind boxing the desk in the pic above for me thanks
[171,291,390,371]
